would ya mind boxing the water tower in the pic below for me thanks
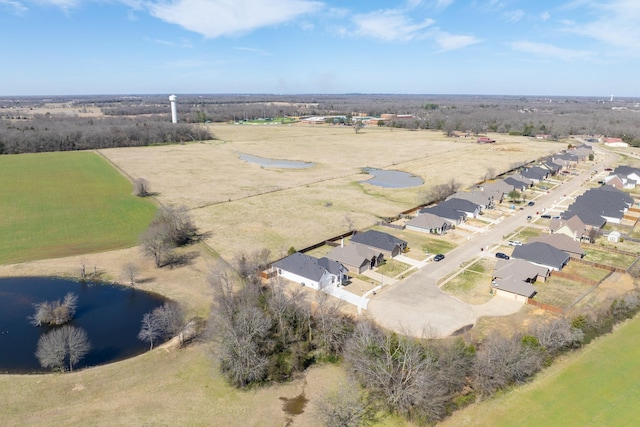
[169,94,178,123]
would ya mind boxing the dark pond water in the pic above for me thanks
[0,277,167,374]
[361,168,424,188]
[239,153,315,169]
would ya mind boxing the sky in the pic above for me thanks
[1,0,639,97]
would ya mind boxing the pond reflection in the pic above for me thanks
[0,277,166,374]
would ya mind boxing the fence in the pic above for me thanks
[571,256,629,273]
[527,298,563,314]
[551,270,599,286]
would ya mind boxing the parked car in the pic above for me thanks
[539,185,549,190]
[508,240,522,246]
[434,254,445,262]
[495,252,510,260]
[604,167,613,171]
[527,201,535,206]
[541,214,551,219]
[526,215,533,221]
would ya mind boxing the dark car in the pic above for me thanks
[434,254,445,262]
[527,201,535,206]
[541,214,551,219]
[495,252,510,260]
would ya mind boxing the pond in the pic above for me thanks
[361,168,424,188]
[239,153,315,169]
[0,277,167,374]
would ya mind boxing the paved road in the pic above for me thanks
[368,146,615,337]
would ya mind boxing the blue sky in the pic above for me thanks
[1,0,639,96]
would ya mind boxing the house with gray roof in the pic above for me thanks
[439,197,482,218]
[564,185,633,225]
[529,234,585,258]
[521,166,550,183]
[493,278,537,302]
[272,252,348,290]
[493,258,550,283]
[503,175,533,192]
[406,212,451,235]
[448,190,495,209]
[350,229,407,258]
[418,205,466,226]
[326,244,384,274]
[511,242,570,271]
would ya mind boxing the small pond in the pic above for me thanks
[361,168,424,188]
[0,277,167,374]
[239,153,315,169]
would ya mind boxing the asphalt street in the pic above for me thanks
[368,145,614,337]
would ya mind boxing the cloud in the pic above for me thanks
[146,37,193,48]
[503,9,524,23]
[508,40,591,60]
[434,31,480,52]
[0,0,28,14]
[540,11,550,21]
[351,9,434,41]
[146,0,323,38]
[563,0,640,54]
[435,0,454,9]
[234,46,272,56]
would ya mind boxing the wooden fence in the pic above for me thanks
[527,298,563,314]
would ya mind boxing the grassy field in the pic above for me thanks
[99,125,561,263]
[441,314,640,427]
[441,258,494,304]
[0,152,156,264]
[583,247,637,269]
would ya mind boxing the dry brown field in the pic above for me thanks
[100,124,562,263]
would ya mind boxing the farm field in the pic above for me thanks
[0,152,156,265]
[100,125,561,263]
[441,314,640,427]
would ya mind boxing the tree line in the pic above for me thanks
[0,115,213,154]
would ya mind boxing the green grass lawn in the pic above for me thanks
[0,152,157,264]
[442,259,493,304]
[442,315,640,427]
[583,247,637,269]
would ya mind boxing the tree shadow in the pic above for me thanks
[165,251,199,269]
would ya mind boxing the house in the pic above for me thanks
[521,166,549,183]
[326,244,384,274]
[406,212,451,235]
[493,278,537,302]
[529,234,585,258]
[564,185,633,225]
[448,190,495,209]
[503,175,533,192]
[439,197,482,218]
[550,215,589,242]
[350,230,408,259]
[604,175,631,189]
[419,205,466,226]
[603,137,629,147]
[493,258,550,283]
[541,159,562,175]
[272,252,348,290]
[511,242,570,271]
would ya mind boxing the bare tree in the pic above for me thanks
[35,325,91,372]
[140,222,175,267]
[30,292,78,326]
[122,262,139,286]
[315,380,377,427]
[313,292,353,356]
[473,332,544,399]
[132,177,151,197]
[354,120,364,133]
[530,318,583,356]
[138,312,162,350]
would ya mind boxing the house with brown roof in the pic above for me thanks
[550,215,590,242]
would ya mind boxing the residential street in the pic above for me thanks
[367,146,614,337]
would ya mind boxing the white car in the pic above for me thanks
[508,240,522,246]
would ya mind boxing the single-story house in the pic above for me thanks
[272,252,348,290]
[511,242,571,271]
[493,278,537,302]
[529,234,585,258]
[325,244,384,274]
[438,197,482,219]
[448,190,495,209]
[521,166,550,183]
[493,258,550,283]
[350,229,408,259]
[550,215,589,242]
[564,185,633,225]
[503,175,533,192]
[419,205,466,226]
[406,212,451,235]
